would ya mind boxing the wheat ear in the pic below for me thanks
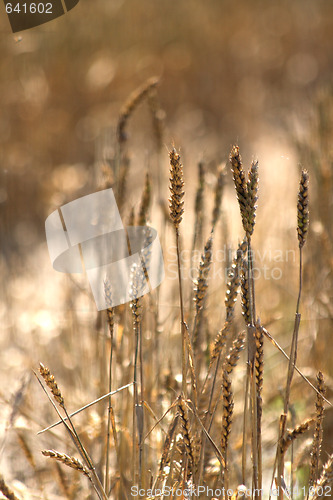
[193,232,213,355]
[42,450,92,481]
[281,419,315,454]
[177,396,196,477]
[39,363,64,407]
[310,454,333,500]
[297,169,309,249]
[117,77,159,146]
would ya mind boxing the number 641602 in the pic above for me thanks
[5,3,53,14]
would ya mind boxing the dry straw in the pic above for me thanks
[309,371,326,488]
[138,172,151,227]
[212,165,225,229]
[221,333,245,488]
[0,475,20,500]
[192,161,205,250]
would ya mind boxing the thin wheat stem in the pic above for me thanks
[104,307,114,494]
[176,228,187,397]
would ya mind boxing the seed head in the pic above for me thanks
[169,148,184,229]
[297,169,309,248]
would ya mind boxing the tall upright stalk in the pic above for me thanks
[168,148,187,397]
[229,145,260,497]
[276,169,309,500]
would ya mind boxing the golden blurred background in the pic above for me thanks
[0,0,332,496]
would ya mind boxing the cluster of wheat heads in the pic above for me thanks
[2,80,332,500]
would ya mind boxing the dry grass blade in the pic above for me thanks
[38,383,133,434]
[103,278,115,494]
[17,432,36,469]
[8,374,30,429]
[192,161,205,250]
[0,475,20,500]
[147,88,164,153]
[158,414,179,479]
[42,450,92,481]
[184,322,198,408]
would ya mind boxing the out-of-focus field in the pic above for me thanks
[0,1,333,498]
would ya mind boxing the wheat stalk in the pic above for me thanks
[169,147,188,398]
[221,332,245,491]
[309,371,326,490]
[103,278,115,494]
[212,165,225,229]
[192,161,205,251]
[138,172,152,226]
[275,169,310,500]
